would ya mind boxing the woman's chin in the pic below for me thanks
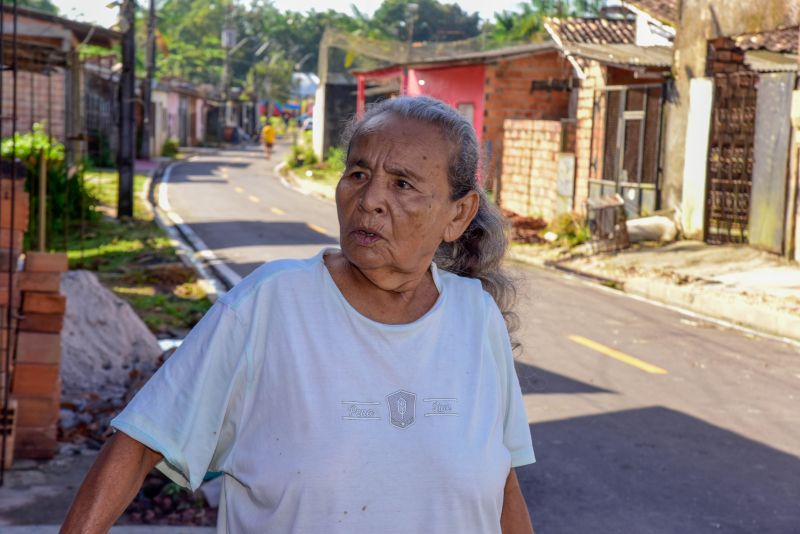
[340,241,390,271]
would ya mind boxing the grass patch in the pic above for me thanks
[294,162,342,188]
[67,168,212,337]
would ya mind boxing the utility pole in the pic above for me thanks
[117,0,135,218]
[406,3,418,61]
[141,0,156,159]
[221,6,236,136]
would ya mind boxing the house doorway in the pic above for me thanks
[589,84,665,218]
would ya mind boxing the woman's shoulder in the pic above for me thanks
[437,267,494,314]
[219,255,323,313]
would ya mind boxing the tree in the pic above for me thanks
[18,0,59,14]
[490,0,605,43]
[371,0,482,42]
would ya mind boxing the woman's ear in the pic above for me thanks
[443,191,480,243]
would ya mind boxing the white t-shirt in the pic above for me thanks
[111,249,535,533]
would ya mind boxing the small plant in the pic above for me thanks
[547,212,590,247]
[326,146,346,172]
[160,137,180,159]
[1,123,99,250]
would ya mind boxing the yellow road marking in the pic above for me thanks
[307,223,329,235]
[270,207,285,215]
[248,195,260,203]
[568,335,668,375]
[234,187,244,194]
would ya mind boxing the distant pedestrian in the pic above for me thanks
[62,96,536,533]
[261,120,276,159]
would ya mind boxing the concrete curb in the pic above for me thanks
[148,159,242,297]
[276,162,336,203]
[508,249,800,346]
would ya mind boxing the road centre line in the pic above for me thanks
[234,186,244,194]
[307,223,329,235]
[568,335,668,375]
[270,207,285,215]
[248,195,260,203]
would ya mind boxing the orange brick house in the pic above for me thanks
[353,7,674,222]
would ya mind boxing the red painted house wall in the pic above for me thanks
[406,64,486,140]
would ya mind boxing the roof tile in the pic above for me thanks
[624,1,679,25]
[546,17,636,45]
[734,25,799,54]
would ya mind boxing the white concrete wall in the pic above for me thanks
[680,78,713,239]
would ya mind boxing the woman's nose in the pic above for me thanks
[359,174,386,214]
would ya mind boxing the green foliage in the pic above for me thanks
[18,0,58,14]
[326,146,346,171]
[547,212,590,247]
[370,0,482,42]
[1,124,99,251]
[161,137,180,158]
[490,0,604,44]
[287,130,318,168]
[269,117,287,136]
[75,172,213,334]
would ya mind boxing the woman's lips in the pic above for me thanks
[350,229,383,246]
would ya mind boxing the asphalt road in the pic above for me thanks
[165,144,800,534]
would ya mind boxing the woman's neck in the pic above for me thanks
[324,252,439,325]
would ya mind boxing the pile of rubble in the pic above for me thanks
[502,209,547,243]
[58,270,217,525]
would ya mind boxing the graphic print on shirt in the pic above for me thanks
[387,390,416,429]
[341,401,381,420]
[423,398,458,417]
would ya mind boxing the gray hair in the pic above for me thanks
[342,96,518,339]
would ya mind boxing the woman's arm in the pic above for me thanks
[61,432,163,534]
[501,468,534,534]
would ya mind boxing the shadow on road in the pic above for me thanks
[515,361,613,395]
[170,160,250,177]
[519,406,800,534]
[185,220,338,249]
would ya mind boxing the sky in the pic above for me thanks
[51,0,526,29]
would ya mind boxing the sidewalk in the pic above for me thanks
[509,240,800,343]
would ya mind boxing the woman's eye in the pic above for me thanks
[350,171,367,180]
[396,179,412,190]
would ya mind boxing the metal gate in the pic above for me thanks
[704,72,757,244]
[589,84,665,218]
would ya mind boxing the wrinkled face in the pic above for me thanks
[336,113,461,278]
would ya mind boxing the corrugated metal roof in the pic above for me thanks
[352,42,558,74]
[744,50,799,72]
[565,43,673,67]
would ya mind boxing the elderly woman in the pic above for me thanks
[62,96,536,533]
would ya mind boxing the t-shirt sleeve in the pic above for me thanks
[485,296,536,468]
[110,300,251,491]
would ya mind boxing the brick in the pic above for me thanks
[0,230,24,252]
[23,292,66,315]
[24,252,68,273]
[19,313,64,334]
[13,424,58,459]
[11,363,59,397]
[19,272,61,293]
[16,332,60,365]
[0,191,29,231]
[14,394,59,427]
